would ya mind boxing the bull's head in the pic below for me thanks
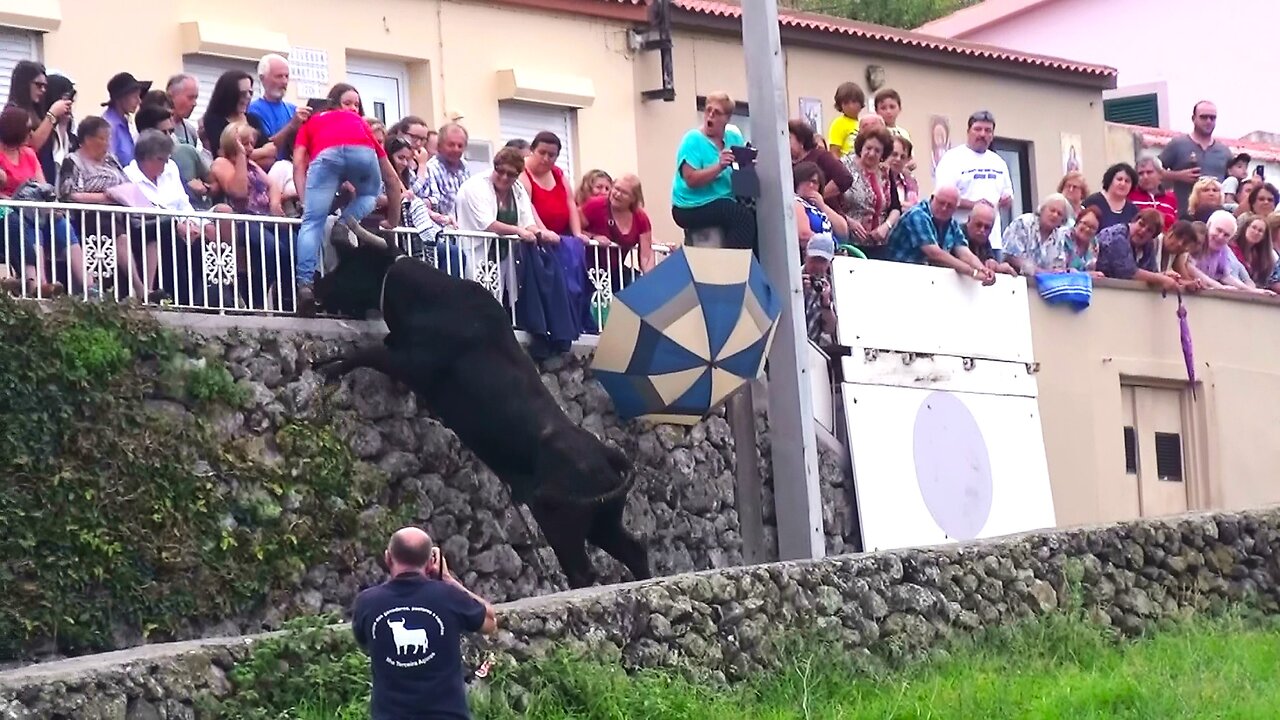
[313,225,403,318]
[534,425,634,505]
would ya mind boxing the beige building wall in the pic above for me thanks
[28,2,1105,248]
[1032,281,1280,527]
[37,0,640,190]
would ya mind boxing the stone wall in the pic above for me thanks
[3,508,1278,718]
[121,316,854,649]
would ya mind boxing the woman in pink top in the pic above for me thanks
[0,105,83,296]
[291,84,401,314]
[581,173,654,288]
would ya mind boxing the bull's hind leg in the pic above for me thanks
[588,496,651,582]
[528,500,595,588]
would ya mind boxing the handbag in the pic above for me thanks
[1035,272,1092,311]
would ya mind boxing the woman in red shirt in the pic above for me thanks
[292,85,401,314]
[0,105,82,296]
[518,131,586,243]
[581,173,654,288]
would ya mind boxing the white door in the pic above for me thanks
[345,57,408,126]
[499,100,575,175]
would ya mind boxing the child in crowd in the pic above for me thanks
[874,88,911,143]
[1221,153,1251,211]
[827,81,865,159]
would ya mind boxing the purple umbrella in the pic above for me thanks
[1176,290,1197,400]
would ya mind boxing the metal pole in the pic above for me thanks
[727,385,766,564]
[741,0,825,560]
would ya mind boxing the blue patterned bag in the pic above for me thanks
[1035,272,1092,311]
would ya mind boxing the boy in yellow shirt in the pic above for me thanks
[827,81,865,159]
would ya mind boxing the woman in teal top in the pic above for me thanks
[670,91,757,250]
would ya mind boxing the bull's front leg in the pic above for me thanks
[313,343,402,383]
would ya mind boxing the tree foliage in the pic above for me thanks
[784,0,981,30]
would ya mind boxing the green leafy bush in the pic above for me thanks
[0,296,398,660]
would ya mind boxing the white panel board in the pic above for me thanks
[830,257,1034,364]
[843,383,1056,552]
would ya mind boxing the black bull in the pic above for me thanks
[313,234,650,589]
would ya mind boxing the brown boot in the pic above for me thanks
[296,284,317,317]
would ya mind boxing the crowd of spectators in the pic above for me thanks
[3,57,1276,346]
[745,88,1280,349]
[0,56,654,330]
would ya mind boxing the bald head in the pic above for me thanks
[387,527,434,570]
[931,185,961,222]
[966,200,996,241]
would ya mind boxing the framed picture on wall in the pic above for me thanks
[1061,132,1083,175]
[799,97,822,132]
[929,115,951,177]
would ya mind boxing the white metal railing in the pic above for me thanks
[0,199,669,331]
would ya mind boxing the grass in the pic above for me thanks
[295,612,1280,719]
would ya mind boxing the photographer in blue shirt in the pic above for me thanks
[353,527,498,719]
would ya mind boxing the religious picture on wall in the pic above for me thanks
[1061,132,1082,175]
[929,115,951,177]
[799,97,822,132]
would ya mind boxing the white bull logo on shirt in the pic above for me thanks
[387,618,429,655]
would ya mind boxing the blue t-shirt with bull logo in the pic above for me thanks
[353,573,487,719]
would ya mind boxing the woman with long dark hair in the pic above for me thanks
[7,60,71,157]
[326,83,364,116]
[201,70,275,168]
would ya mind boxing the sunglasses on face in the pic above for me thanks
[493,167,519,179]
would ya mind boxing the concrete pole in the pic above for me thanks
[741,0,825,560]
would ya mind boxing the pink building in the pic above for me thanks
[918,0,1276,138]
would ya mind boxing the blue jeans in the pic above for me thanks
[4,210,79,269]
[295,145,381,285]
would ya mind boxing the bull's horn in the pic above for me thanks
[346,218,389,248]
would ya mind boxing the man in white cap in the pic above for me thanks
[802,232,838,346]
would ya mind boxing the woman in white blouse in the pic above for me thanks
[453,146,557,299]
[454,146,557,242]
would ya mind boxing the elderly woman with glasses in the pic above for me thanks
[670,91,756,250]
[456,147,582,354]
[58,114,156,299]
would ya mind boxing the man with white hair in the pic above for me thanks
[165,74,201,150]
[887,184,995,285]
[1094,207,1178,291]
[248,53,310,156]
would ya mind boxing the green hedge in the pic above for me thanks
[0,297,399,660]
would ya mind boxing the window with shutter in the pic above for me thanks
[498,101,575,176]
[1104,94,1159,127]
[1123,426,1137,475]
[0,28,39,106]
[1154,432,1183,482]
[182,55,259,131]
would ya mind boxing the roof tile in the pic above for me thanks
[667,0,1116,78]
